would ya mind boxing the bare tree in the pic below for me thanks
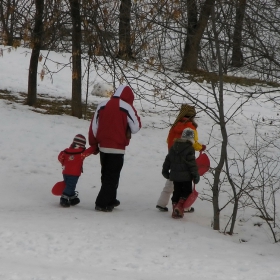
[26,0,44,106]
[69,0,82,118]
[0,0,16,45]
[0,0,34,46]
[243,121,280,242]
[231,0,246,67]
[181,0,216,71]
[117,0,133,59]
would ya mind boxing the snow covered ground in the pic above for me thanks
[0,46,280,280]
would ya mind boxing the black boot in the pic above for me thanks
[114,199,120,207]
[60,194,70,208]
[69,191,80,206]
[95,205,114,212]
[156,205,168,212]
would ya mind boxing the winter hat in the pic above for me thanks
[172,104,196,128]
[72,134,86,148]
[181,128,195,143]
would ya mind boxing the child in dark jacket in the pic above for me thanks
[156,104,205,213]
[162,128,200,219]
[58,134,98,207]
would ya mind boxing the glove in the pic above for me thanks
[162,170,170,180]
[201,145,206,152]
[91,144,99,155]
[193,174,200,184]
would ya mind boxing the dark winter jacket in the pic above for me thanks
[88,85,142,154]
[162,139,199,182]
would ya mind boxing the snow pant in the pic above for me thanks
[172,181,193,204]
[95,152,124,208]
[156,179,173,207]
[63,174,79,196]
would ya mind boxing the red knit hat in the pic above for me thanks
[72,134,86,148]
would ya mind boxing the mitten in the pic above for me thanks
[201,145,206,151]
[193,174,200,184]
[162,170,170,180]
[92,144,99,155]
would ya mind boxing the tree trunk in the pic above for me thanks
[118,0,133,60]
[69,0,82,118]
[181,0,216,71]
[211,5,228,231]
[0,0,16,46]
[26,0,44,106]
[228,196,238,235]
[212,111,228,231]
[231,0,246,67]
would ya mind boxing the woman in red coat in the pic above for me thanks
[88,85,141,212]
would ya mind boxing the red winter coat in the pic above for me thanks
[88,85,141,154]
[58,146,94,176]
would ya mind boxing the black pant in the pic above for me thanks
[95,152,124,208]
[172,181,193,203]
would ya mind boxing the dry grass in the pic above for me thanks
[1,70,278,118]
[0,90,96,120]
[188,69,280,87]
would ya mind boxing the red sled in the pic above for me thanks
[196,151,210,176]
[183,185,198,208]
[183,152,210,208]
[51,181,66,196]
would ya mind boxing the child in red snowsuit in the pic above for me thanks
[58,134,98,207]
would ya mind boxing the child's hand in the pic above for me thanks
[193,174,200,184]
[162,170,170,179]
[93,147,100,155]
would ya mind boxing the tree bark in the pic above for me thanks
[0,0,17,46]
[181,0,216,71]
[69,0,82,118]
[118,0,133,60]
[26,0,44,106]
[211,5,228,231]
[231,0,246,67]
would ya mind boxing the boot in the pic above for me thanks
[184,207,194,213]
[95,205,114,212]
[60,194,70,208]
[114,199,120,207]
[174,198,186,218]
[172,203,180,219]
[156,205,168,212]
[69,191,80,206]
